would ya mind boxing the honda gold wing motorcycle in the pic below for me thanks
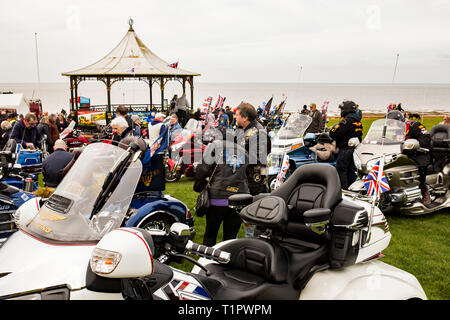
[0,139,194,300]
[267,113,337,191]
[86,163,426,301]
[349,119,450,215]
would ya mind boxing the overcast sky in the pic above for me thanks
[1,0,449,83]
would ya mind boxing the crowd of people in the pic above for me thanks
[0,99,447,248]
[0,110,75,188]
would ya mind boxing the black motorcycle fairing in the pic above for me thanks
[121,260,174,300]
[85,263,122,293]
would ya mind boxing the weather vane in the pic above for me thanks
[128,17,134,31]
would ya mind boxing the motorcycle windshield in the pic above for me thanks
[59,120,76,140]
[363,119,406,145]
[22,143,142,242]
[276,113,312,139]
[181,119,201,137]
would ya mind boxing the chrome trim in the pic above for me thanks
[135,210,179,228]
[305,220,329,235]
[400,175,420,181]
[333,209,368,230]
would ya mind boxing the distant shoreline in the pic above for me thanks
[328,111,445,119]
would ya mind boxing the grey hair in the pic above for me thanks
[111,116,129,129]
[1,120,11,131]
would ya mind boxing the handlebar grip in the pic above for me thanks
[186,240,231,264]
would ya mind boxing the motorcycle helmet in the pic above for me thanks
[386,110,405,122]
[338,101,356,117]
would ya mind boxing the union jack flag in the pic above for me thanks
[364,160,390,196]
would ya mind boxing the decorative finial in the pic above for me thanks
[128,17,134,31]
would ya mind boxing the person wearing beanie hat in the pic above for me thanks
[329,100,363,189]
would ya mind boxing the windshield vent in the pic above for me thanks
[45,194,73,214]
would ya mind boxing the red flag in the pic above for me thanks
[168,62,178,69]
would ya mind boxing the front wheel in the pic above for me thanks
[165,167,182,182]
[138,211,176,234]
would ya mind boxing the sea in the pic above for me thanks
[1,82,450,116]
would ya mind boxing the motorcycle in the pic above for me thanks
[349,119,450,215]
[60,121,91,150]
[0,150,36,245]
[165,119,206,182]
[267,113,337,191]
[0,139,194,300]
[85,163,426,300]
[0,139,40,191]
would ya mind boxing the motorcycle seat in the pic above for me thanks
[199,237,298,300]
[202,163,341,299]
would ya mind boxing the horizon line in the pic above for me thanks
[1,81,450,86]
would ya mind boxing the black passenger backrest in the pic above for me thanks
[430,124,450,148]
[270,164,342,244]
[287,183,326,222]
[271,163,341,215]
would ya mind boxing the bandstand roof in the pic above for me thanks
[62,20,200,78]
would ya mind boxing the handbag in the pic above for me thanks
[194,164,218,217]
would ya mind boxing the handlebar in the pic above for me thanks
[185,240,231,264]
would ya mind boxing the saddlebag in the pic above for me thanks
[329,200,369,269]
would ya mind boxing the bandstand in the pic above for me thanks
[61,19,201,123]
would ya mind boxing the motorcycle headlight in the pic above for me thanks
[353,153,362,171]
[90,248,122,275]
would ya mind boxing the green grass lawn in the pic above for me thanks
[166,116,449,300]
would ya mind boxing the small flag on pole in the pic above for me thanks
[273,154,290,190]
[168,62,178,69]
[364,160,390,197]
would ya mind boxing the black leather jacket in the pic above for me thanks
[195,140,249,199]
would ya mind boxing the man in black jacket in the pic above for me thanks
[235,102,271,196]
[42,139,74,188]
[306,103,323,133]
[330,101,363,189]
[404,113,432,205]
[9,112,40,149]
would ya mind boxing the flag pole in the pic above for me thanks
[392,53,399,85]
[364,110,389,246]
[34,32,41,100]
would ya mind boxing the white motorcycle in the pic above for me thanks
[87,163,427,300]
[0,138,193,300]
